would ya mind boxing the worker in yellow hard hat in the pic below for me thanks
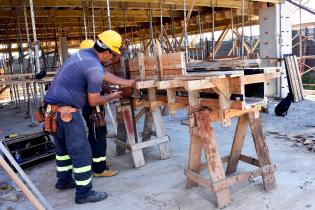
[78,37,120,179]
[44,30,135,204]
[79,39,95,49]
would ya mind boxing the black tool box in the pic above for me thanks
[2,131,55,169]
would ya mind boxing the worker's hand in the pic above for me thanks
[127,79,136,87]
[110,91,122,100]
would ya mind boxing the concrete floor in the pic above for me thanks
[0,95,315,210]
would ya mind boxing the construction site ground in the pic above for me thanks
[0,95,315,210]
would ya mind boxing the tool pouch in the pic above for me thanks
[89,106,106,128]
[60,108,73,122]
[34,103,46,123]
[44,105,58,133]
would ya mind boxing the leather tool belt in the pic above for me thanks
[35,103,77,133]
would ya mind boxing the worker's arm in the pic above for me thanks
[88,91,122,106]
[103,71,136,87]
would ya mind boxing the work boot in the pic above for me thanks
[75,191,108,204]
[55,180,76,190]
[94,169,119,177]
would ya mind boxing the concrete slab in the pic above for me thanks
[0,95,315,210]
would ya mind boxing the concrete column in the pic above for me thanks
[259,4,292,98]
[58,29,69,65]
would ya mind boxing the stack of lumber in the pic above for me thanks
[186,59,261,72]
[144,56,158,77]
[284,54,305,102]
[128,52,186,80]
[161,52,186,79]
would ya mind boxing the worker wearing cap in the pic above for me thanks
[80,39,118,177]
[44,30,135,204]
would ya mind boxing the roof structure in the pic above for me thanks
[0,0,283,50]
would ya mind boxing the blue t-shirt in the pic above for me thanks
[44,48,104,108]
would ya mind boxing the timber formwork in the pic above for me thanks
[117,51,281,207]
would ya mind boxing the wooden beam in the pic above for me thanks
[178,0,197,48]
[0,0,249,9]
[208,24,230,58]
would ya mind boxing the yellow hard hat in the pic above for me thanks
[80,39,94,49]
[97,30,122,55]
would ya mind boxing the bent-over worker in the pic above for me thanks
[44,30,135,204]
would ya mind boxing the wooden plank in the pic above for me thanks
[122,105,137,145]
[161,52,186,77]
[162,69,183,76]
[130,71,140,79]
[142,109,154,141]
[148,88,170,159]
[183,79,216,91]
[184,168,214,192]
[157,80,183,89]
[287,56,302,101]
[167,88,176,115]
[208,24,231,58]
[150,100,165,109]
[116,108,127,156]
[144,56,158,71]
[243,72,281,84]
[200,155,230,170]
[0,85,9,94]
[239,154,260,167]
[135,107,147,122]
[131,136,170,150]
[128,58,140,72]
[285,56,300,102]
[248,113,276,191]
[229,76,243,94]
[0,71,56,79]
[186,60,261,71]
[293,55,305,99]
[115,139,132,150]
[121,104,145,168]
[145,70,157,76]
[0,78,53,85]
[186,106,203,187]
[139,53,145,80]
[199,98,243,110]
[223,106,261,119]
[188,91,200,106]
[211,78,232,126]
[195,110,231,208]
[177,0,197,48]
[136,80,157,89]
[0,155,45,210]
[161,52,186,69]
[226,115,249,174]
[168,103,187,113]
[291,55,303,101]
[212,164,276,192]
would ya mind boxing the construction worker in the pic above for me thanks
[44,30,135,204]
[80,39,118,177]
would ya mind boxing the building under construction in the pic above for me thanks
[0,0,314,210]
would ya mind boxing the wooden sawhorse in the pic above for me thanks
[115,86,171,168]
[184,107,276,208]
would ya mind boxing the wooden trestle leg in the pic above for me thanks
[248,113,276,191]
[148,88,171,159]
[196,109,231,208]
[226,115,248,174]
